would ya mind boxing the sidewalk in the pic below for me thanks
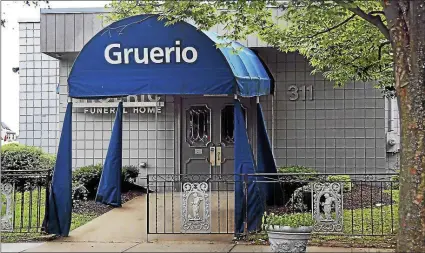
[1,242,395,252]
[1,197,394,252]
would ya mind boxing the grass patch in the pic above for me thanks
[311,204,398,248]
[249,191,400,248]
[1,190,98,243]
[1,213,96,243]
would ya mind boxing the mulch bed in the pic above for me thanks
[343,183,395,210]
[73,189,146,215]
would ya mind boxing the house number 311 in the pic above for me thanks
[288,85,314,101]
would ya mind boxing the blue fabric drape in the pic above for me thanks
[256,103,278,204]
[234,100,264,235]
[96,102,123,207]
[43,102,72,236]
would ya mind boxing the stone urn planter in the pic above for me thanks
[263,213,314,253]
[267,226,313,253]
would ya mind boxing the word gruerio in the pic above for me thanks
[105,40,198,64]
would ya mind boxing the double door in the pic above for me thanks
[181,97,253,188]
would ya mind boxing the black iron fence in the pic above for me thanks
[246,173,399,238]
[146,173,399,239]
[147,174,238,234]
[1,170,51,233]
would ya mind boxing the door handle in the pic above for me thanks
[216,146,222,165]
[209,147,216,166]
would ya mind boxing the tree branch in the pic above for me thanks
[368,10,386,16]
[341,5,390,40]
[307,14,356,38]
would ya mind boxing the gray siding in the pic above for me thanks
[18,22,59,154]
[257,49,389,174]
[41,12,111,53]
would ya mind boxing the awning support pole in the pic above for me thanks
[155,96,158,178]
[271,90,275,156]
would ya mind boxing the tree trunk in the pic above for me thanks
[385,1,425,252]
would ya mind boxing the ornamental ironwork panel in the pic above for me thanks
[312,182,343,233]
[186,105,211,147]
[181,182,211,233]
[1,183,14,232]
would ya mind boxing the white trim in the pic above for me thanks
[18,18,40,23]
[40,7,111,14]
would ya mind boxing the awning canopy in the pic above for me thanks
[67,14,272,98]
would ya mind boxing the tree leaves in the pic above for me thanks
[107,0,393,89]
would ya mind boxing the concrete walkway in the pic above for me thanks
[0,242,395,252]
[1,196,394,252]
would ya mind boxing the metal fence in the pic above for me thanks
[147,174,238,234]
[1,170,51,233]
[146,173,399,239]
[246,173,399,238]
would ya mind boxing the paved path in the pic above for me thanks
[1,242,394,252]
[1,196,394,252]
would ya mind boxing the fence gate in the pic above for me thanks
[146,174,236,235]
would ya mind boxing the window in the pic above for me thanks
[186,105,211,146]
[221,105,246,146]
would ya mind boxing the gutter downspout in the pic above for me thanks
[388,96,392,132]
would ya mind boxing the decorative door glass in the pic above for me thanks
[186,105,211,147]
[221,105,246,146]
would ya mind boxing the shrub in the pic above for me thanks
[1,143,55,171]
[122,165,139,183]
[1,144,56,190]
[274,166,320,206]
[72,182,88,208]
[327,175,352,192]
[278,165,320,182]
[72,164,140,198]
[72,164,103,198]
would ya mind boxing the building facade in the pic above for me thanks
[18,8,400,186]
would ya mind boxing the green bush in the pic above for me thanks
[274,166,321,206]
[1,143,56,171]
[327,175,352,192]
[72,164,103,198]
[1,144,56,190]
[278,165,320,182]
[122,165,139,183]
[72,164,140,198]
[72,182,88,208]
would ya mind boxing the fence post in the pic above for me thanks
[146,176,150,243]
[244,174,248,239]
[41,170,52,233]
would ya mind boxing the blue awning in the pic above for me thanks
[68,14,272,98]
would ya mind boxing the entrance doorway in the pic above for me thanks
[181,96,254,181]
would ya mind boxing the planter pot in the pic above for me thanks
[267,226,312,253]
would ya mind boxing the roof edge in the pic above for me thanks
[40,7,111,14]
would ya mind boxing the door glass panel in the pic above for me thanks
[221,105,246,146]
[186,105,211,147]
